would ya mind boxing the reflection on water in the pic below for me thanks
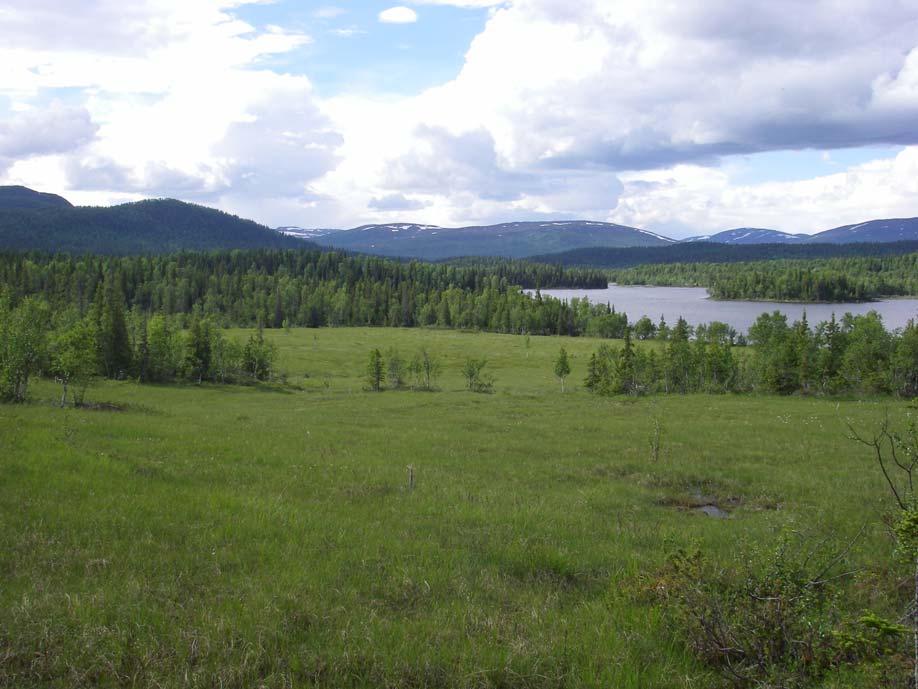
[535,285,918,333]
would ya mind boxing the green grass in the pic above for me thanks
[0,327,911,688]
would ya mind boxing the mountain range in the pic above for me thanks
[298,220,674,260]
[288,217,918,259]
[2,185,918,259]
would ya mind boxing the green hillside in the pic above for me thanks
[0,191,304,254]
[0,185,73,210]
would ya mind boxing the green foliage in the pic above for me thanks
[93,277,132,379]
[385,348,406,389]
[660,537,906,687]
[366,348,385,392]
[585,310,916,398]
[0,249,605,336]
[553,346,571,391]
[409,348,441,391]
[891,322,918,398]
[0,294,50,402]
[50,317,98,406]
[607,253,918,302]
[146,314,182,383]
[586,317,738,395]
[461,357,493,393]
[633,315,657,340]
[242,327,277,381]
[184,317,215,383]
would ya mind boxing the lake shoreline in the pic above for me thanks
[534,284,918,333]
[604,282,918,305]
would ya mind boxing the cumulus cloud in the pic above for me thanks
[434,0,918,170]
[0,104,97,173]
[0,104,97,159]
[216,94,343,197]
[3,0,918,232]
[0,0,342,226]
[379,7,419,24]
[316,0,918,229]
[368,193,429,211]
[612,146,918,235]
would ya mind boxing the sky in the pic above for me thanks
[1,0,918,237]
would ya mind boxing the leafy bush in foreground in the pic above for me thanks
[655,538,908,687]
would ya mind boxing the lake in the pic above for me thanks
[535,285,918,334]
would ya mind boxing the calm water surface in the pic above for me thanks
[536,285,918,334]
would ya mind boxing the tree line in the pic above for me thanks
[529,239,918,269]
[580,311,917,397]
[607,253,918,302]
[0,250,607,334]
[0,285,279,405]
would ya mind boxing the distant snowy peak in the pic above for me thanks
[353,223,442,233]
[681,228,807,244]
[810,217,918,243]
[304,219,672,259]
[276,226,336,240]
[274,216,918,258]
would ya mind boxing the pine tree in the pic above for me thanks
[616,329,636,394]
[96,278,132,379]
[366,348,385,391]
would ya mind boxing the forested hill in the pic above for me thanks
[608,254,918,302]
[0,185,73,210]
[0,191,305,254]
[528,240,918,268]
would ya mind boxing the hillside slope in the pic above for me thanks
[808,217,918,243]
[681,228,807,244]
[0,185,73,211]
[0,191,306,254]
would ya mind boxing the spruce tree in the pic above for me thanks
[366,348,385,391]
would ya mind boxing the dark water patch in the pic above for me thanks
[658,490,741,518]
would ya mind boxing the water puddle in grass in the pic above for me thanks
[694,503,730,519]
[658,490,738,518]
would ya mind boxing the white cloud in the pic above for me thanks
[379,7,419,24]
[0,103,97,172]
[313,6,346,19]
[611,147,918,235]
[314,0,918,230]
[3,0,918,232]
[0,0,341,226]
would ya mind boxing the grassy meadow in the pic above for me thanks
[1,327,913,688]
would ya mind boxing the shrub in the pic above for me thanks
[656,535,907,687]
